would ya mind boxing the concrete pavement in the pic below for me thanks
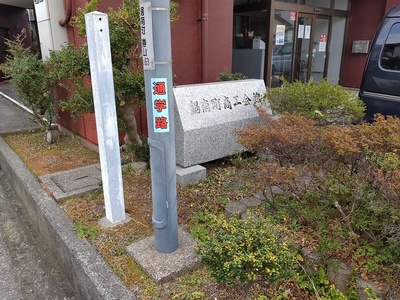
[0,171,76,299]
[0,82,39,134]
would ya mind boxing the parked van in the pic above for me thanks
[359,6,400,120]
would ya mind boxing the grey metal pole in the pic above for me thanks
[140,0,178,253]
[85,12,126,224]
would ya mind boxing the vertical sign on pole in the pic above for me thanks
[140,0,178,253]
[140,1,155,71]
[152,78,170,132]
[85,12,126,224]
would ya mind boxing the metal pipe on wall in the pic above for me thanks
[201,0,209,82]
[59,0,72,26]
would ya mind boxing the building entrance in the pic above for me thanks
[232,0,349,88]
[270,11,331,87]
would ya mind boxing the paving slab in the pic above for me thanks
[39,164,102,202]
[126,227,201,283]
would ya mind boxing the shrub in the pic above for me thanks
[219,69,247,81]
[195,214,297,285]
[236,113,325,165]
[47,43,92,117]
[0,30,57,129]
[352,115,400,202]
[236,111,400,266]
[357,114,400,154]
[265,78,365,125]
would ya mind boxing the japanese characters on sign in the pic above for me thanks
[152,78,170,133]
[189,92,263,116]
[319,34,327,52]
[276,25,285,45]
[139,1,155,70]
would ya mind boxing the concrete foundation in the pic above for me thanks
[176,164,206,187]
[126,227,200,283]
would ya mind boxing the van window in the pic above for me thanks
[380,23,400,71]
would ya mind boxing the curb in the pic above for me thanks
[0,136,135,300]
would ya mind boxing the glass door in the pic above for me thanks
[295,14,330,82]
[311,17,329,81]
[271,10,296,87]
[295,14,312,82]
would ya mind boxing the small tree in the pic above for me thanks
[49,0,179,146]
[48,0,146,146]
[0,30,57,130]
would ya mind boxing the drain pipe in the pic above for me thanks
[201,0,209,82]
[59,0,72,26]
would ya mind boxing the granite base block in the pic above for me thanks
[176,164,206,187]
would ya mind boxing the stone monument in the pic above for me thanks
[174,79,270,168]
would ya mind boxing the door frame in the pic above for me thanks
[293,13,332,83]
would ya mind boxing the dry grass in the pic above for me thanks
[3,130,100,176]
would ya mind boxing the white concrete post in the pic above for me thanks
[85,12,126,224]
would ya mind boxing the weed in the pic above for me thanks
[238,184,249,195]
[352,245,384,275]
[218,194,230,205]
[316,236,343,262]
[297,265,347,299]
[189,211,217,242]
[75,223,98,240]
[228,151,260,167]
[110,245,126,256]
[364,286,379,300]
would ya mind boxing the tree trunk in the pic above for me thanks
[117,100,142,146]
